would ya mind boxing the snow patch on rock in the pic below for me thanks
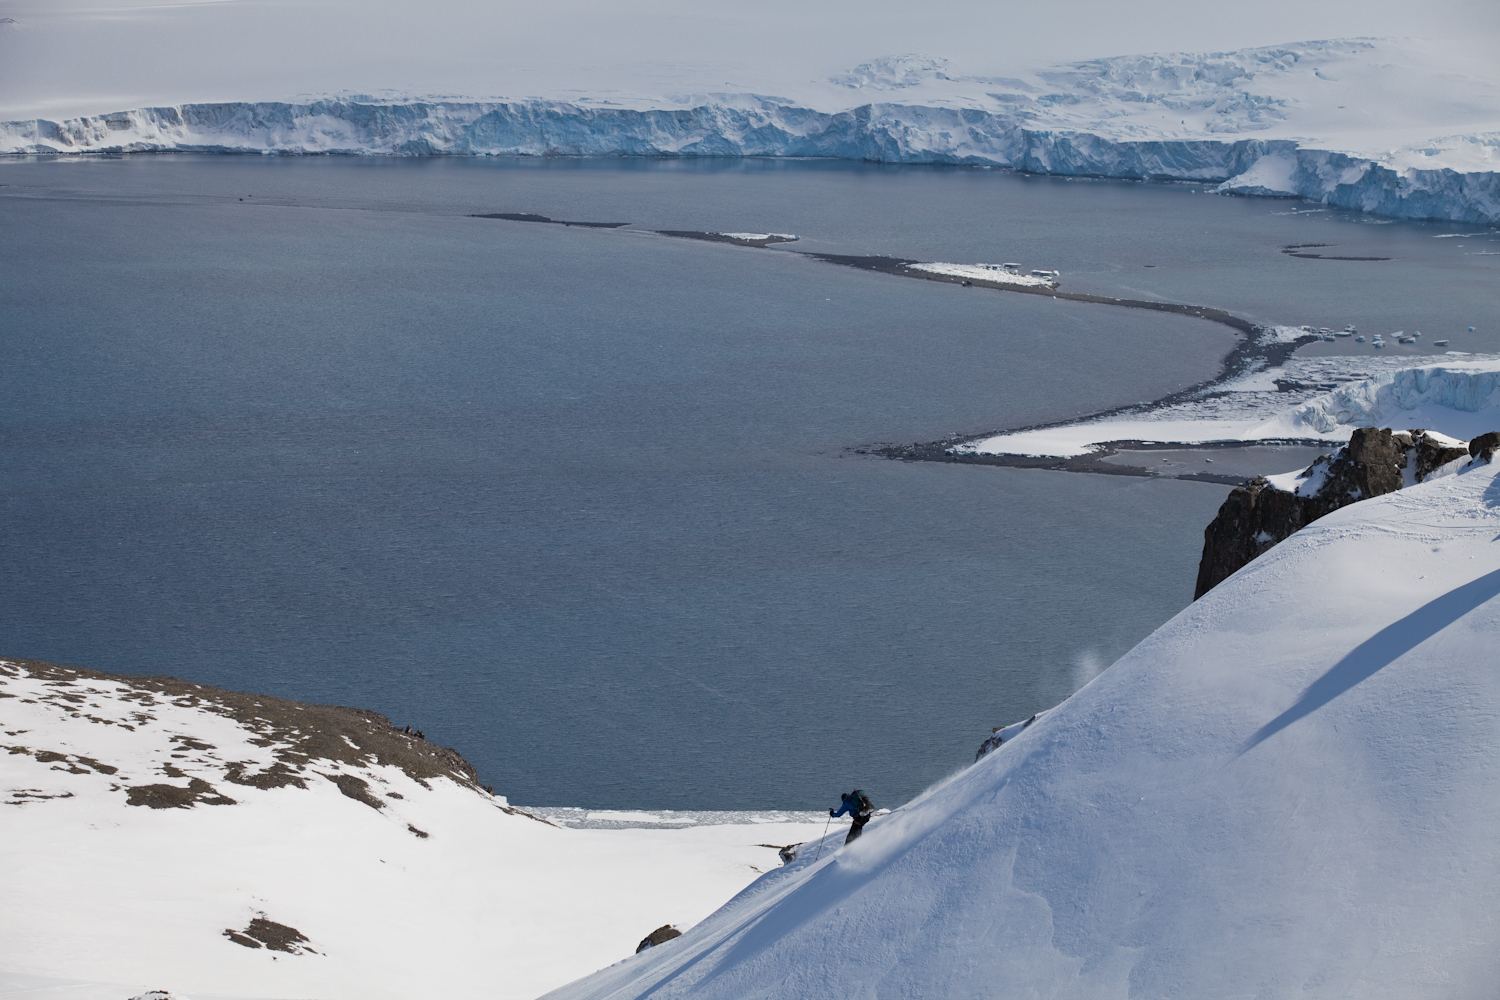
[0,661,827,1000]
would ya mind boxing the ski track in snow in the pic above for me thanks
[5,26,1500,1000]
[3,39,1498,224]
[545,455,1500,1000]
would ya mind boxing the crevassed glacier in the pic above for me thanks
[4,38,1497,225]
[1294,367,1500,434]
[4,99,1495,224]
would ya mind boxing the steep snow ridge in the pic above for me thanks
[4,38,1497,224]
[0,661,826,1000]
[546,459,1500,1000]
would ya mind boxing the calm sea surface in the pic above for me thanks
[2,156,1494,808]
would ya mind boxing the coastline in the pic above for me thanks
[859,436,1331,485]
[655,233,1310,401]
[493,215,1490,486]
[651,230,1323,479]
[5,102,1496,227]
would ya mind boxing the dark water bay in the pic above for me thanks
[2,156,1489,808]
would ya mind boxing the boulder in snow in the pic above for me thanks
[635,925,682,953]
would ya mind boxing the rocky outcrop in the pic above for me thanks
[1194,427,1476,599]
[1417,433,1475,481]
[1194,478,1328,599]
[636,924,683,953]
[1469,431,1500,464]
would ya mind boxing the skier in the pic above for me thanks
[830,789,875,844]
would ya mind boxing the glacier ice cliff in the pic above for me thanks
[3,98,1495,224]
[3,39,1497,224]
[1294,367,1500,434]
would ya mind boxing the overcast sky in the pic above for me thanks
[2,0,1497,119]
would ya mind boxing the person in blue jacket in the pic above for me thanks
[830,789,874,843]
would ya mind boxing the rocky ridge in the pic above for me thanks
[0,657,520,815]
[2,657,828,1000]
[1194,427,1493,598]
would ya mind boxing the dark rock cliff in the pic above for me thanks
[1194,427,1474,599]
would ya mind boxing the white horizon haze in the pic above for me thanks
[1,0,1497,121]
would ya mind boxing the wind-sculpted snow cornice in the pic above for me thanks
[2,98,1495,223]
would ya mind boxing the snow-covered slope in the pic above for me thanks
[968,356,1500,458]
[3,38,1497,224]
[546,456,1500,1000]
[0,662,825,1000]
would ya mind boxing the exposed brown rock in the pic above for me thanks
[224,761,307,790]
[1344,427,1409,496]
[1194,477,1332,599]
[1468,431,1500,463]
[323,772,386,810]
[0,658,485,790]
[636,924,683,953]
[126,777,236,809]
[223,916,315,955]
[1194,428,1491,600]
[0,657,559,826]
[1414,430,1470,480]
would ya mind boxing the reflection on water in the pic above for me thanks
[2,156,1484,808]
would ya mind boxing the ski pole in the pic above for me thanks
[812,810,834,863]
